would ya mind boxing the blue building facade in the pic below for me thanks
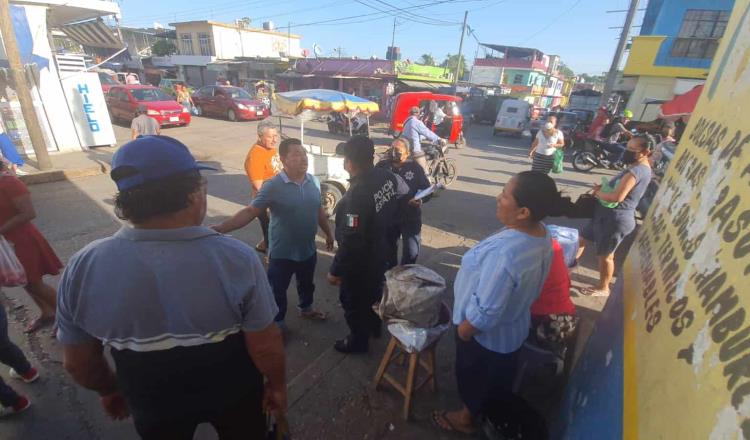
[640,0,735,69]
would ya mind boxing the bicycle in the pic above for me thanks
[425,140,457,187]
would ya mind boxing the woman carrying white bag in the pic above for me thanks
[0,161,62,333]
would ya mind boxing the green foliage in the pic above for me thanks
[151,39,177,57]
[440,54,467,79]
[419,54,436,66]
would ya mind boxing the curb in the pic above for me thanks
[18,161,110,186]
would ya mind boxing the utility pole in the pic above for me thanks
[0,0,52,170]
[390,17,396,53]
[600,0,639,109]
[287,22,291,56]
[453,10,468,87]
[337,46,342,60]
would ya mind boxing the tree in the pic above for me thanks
[419,53,436,66]
[151,39,177,56]
[559,62,575,78]
[440,54,467,80]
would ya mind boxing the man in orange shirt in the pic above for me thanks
[245,122,281,252]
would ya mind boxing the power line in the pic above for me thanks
[363,0,461,25]
[520,0,583,44]
[289,0,489,29]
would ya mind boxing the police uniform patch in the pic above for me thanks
[346,214,359,228]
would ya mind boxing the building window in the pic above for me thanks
[671,9,730,59]
[180,33,194,55]
[512,74,524,85]
[198,33,213,56]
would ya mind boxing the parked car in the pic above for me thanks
[97,72,121,95]
[191,86,269,121]
[106,85,191,127]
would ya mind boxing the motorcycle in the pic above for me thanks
[326,112,369,137]
[571,139,624,172]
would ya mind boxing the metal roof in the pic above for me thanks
[61,18,123,50]
[479,44,542,58]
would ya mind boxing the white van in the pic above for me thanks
[493,99,531,136]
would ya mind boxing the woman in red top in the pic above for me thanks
[0,162,62,333]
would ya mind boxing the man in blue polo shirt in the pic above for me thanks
[214,138,335,325]
[56,136,286,439]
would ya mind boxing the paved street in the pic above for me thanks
[0,115,614,439]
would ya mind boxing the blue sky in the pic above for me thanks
[118,0,647,74]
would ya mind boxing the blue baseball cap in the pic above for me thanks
[110,135,215,191]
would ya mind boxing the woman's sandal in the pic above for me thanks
[25,316,55,334]
[580,287,611,297]
[431,410,477,436]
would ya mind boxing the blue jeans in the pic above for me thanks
[267,254,317,322]
[387,222,422,267]
[0,302,31,407]
[602,142,626,163]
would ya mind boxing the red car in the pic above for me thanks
[106,85,191,127]
[98,72,121,94]
[191,85,269,121]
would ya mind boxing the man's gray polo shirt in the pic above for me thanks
[56,226,278,350]
[251,171,321,262]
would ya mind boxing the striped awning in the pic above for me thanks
[61,19,123,50]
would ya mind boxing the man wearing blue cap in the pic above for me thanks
[56,136,286,439]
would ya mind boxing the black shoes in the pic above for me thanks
[334,335,368,354]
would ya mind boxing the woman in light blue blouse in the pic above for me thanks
[433,171,566,435]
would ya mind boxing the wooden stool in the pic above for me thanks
[372,335,439,420]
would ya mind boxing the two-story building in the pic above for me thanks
[167,20,303,87]
[622,0,735,120]
[469,44,567,107]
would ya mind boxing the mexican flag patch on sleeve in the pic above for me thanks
[346,214,359,228]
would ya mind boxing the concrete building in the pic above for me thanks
[469,44,567,107]
[166,20,303,87]
[622,0,735,120]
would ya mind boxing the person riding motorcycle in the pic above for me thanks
[600,109,634,164]
[402,106,446,175]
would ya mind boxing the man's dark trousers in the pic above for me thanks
[0,302,31,407]
[339,275,382,345]
[267,254,316,322]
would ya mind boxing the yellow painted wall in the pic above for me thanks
[624,36,710,79]
[626,76,676,120]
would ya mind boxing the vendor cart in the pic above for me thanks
[273,89,380,216]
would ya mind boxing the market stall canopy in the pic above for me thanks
[660,84,704,117]
[274,89,379,115]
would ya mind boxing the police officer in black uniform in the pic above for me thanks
[327,136,407,354]
[376,138,432,268]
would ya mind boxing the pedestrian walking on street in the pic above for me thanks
[576,134,654,296]
[434,171,566,435]
[327,136,407,354]
[214,138,335,326]
[56,136,286,439]
[245,121,282,254]
[0,300,39,417]
[402,106,443,175]
[130,105,160,140]
[376,138,432,267]
[528,121,564,174]
[0,162,62,334]
[175,84,194,114]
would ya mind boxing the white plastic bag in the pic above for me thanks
[547,224,579,267]
[0,237,26,287]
